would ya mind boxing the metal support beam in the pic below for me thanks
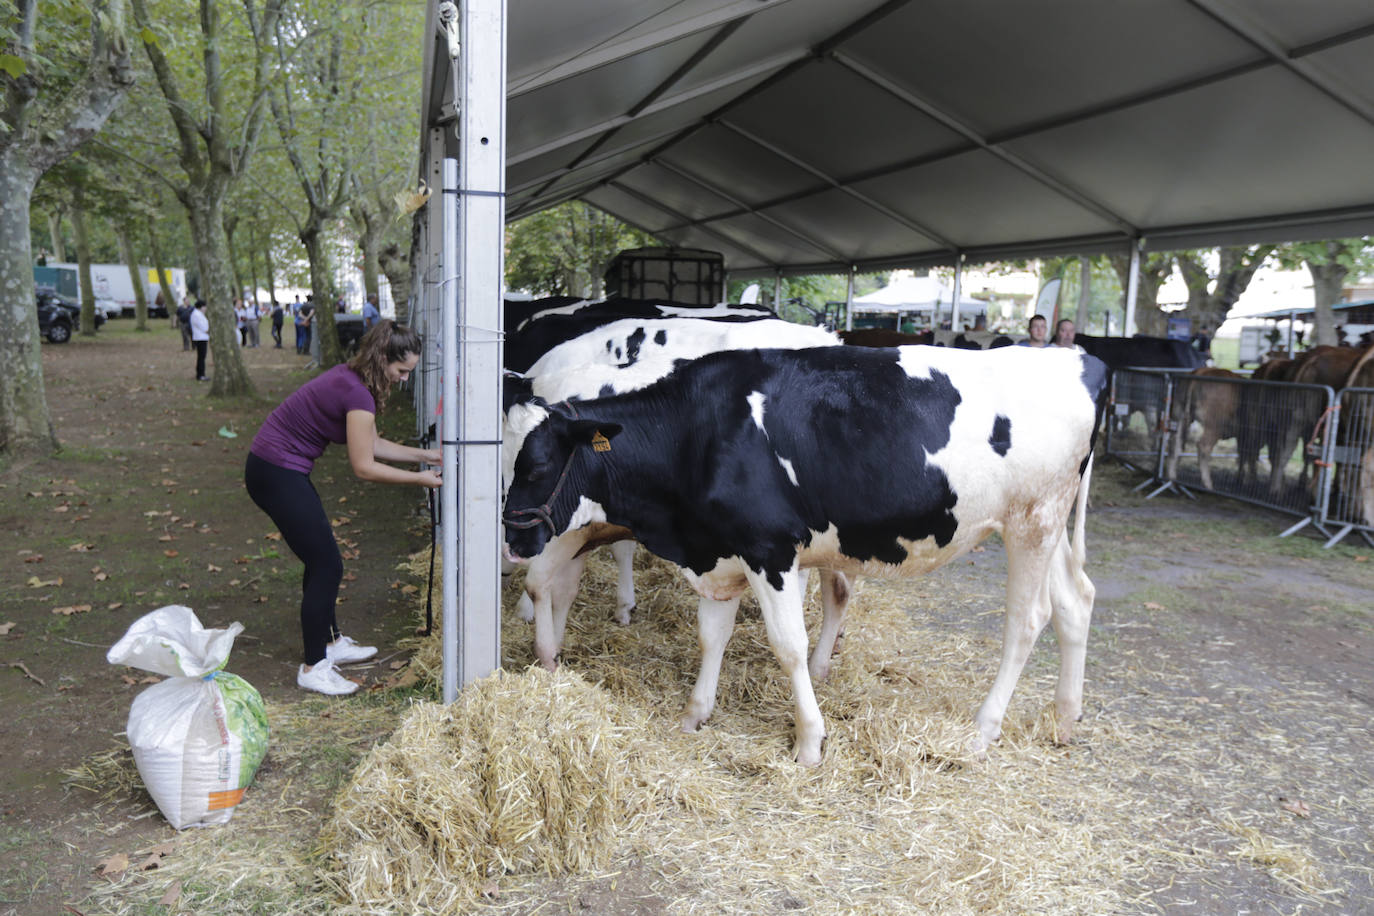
[443,0,506,701]
[844,266,855,331]
[949,254,964,331]
[1123,239,1141,337]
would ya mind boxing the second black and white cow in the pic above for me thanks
[504,345,1109,765]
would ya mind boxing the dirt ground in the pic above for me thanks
[1,321,1371,915]
[0,321,435,916]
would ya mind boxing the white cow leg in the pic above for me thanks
[524,535,584,670]
[680,595,741,732]
[1047,532,1095,743]
[747,565,826,766]
[974,535,1055,753]
[809,569,851,681]
[550,552,587,654]
[610,540,637,625]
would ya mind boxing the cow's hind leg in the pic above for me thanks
[746,565,826,766]
[610,540,637,625]
[975,530,1057,753]
[809,569,850,681]
[1047,531,1095,743]
[681,595,742,732]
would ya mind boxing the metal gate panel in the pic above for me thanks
[1317,387,1374,547]
[1104,369,1172,478]
[1163,375,1333,518]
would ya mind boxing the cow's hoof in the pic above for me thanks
[614,603,634,626]
[809,659,832,681]
[680,711,709,733]
[536,654,559,673]
[793,737,824,767]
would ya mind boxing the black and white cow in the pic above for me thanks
[504,345,1108,765]
[505,317,842,666]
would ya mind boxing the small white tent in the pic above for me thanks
[851,275,986,327]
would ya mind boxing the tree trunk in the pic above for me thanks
[1307,257,1347,347]
[70,194,98,337]
[1075,257,1092,327]
[1109,251,1172,336]
[358,210,381,305]
[246,224,260,310]
[302,225,343,367]
[117,224,150,331]
[378,235,413,325]
[47,210,66,262]
[0,153,58,456]
[148,222,177,327]
[224,214,244,302]
[185,190,255,396]
[263,239,277,305]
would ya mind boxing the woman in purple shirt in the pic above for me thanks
[244,320,441,695]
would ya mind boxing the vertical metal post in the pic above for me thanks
[772,271,782,312]
[440,159,460,704]
[1122,239,1141,336]
[452,0,506,693]
[949,253,964,331]
[844,265,855,331]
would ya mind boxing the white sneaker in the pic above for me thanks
[326,635,378,664]
[297,658,360,695]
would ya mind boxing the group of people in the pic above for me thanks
[1018,314,1085,351]
[173,292,387,380]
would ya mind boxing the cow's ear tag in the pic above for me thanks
[591,431,612,453]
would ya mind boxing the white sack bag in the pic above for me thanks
[107,605,269,829]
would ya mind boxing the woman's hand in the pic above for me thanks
[419,448,441,465]
[417,469,442,489]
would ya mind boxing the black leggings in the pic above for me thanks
[244,452,341,664]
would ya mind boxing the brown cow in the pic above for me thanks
[1167,367,1243,489]
[1267,346,1365,498]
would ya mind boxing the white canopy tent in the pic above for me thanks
[851,274,987,327]
[418,0,1374,696]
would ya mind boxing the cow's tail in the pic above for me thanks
[1072,452,1093,572]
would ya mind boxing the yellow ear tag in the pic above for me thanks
[591,431,611,453]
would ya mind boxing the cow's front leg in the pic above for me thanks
[747,564,826,766]
[974,532,1055,753]
[681,595,741,732]
[809,569,850,680]
[550,552,588,654]
[523,534,585,670]
[610,540,637,625]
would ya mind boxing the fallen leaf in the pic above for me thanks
[0,622,15,636]
[138,851,165,871]
[97,852,130,876]
[23,553,43,563]
[26,575,62,588]
[178,582,190,590]
[389,659,407,670]
[93,572,109,582]
[107,601,123,610]
[159,880,182,906]
[400,584,418,595]
[1280,798,1311,818]
[158,534,174,542]
[140,675,160,684]
[1355,555,1368,562]
[52,505,69,513]
[163,549,179,558]
[254,595,268,603]
[160,479,177,486]
[68,543,94,552]
[52,604,93,616]
[207,563,222,572]
[1143,601,1166,611]
[342,572,357,581]
[265,532,282,540]
[229,579,241,587]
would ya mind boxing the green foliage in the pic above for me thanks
[505,202,657,297]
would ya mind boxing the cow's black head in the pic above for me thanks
[502,408,622,561]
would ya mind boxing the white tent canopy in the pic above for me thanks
[851,274,986,316]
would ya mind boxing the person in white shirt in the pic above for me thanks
[190,299,211,381]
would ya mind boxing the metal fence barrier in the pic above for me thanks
[1318,388,1374,548]
[1103,369,1374,548]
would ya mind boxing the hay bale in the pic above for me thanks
[318,667,660,912]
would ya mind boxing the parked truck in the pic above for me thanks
[34,262,187,318]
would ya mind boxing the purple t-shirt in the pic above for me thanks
[250,364,376,473]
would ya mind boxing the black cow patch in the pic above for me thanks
[620,327,647,367]
[989,414,1012,456]
[654,330,667,345]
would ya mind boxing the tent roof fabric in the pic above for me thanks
[851,275,985,313]
[428,0,1374,278]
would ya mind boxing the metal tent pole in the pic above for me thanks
[949,253,964,331]
[1123,239,1141,336]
